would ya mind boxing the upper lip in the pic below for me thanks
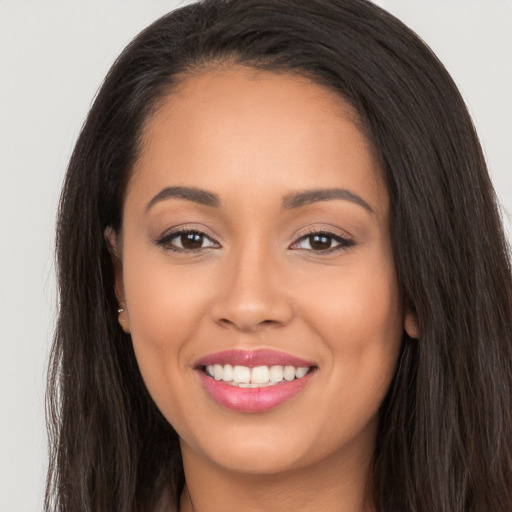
[194,349,316,368]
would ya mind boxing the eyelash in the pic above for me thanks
[156,229,220,254]
[291,228,355,254]
[156,228,354,255]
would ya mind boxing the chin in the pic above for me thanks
[178,410,377,477]
[193,433,314,475]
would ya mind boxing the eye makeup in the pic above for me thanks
[155,225,355,256]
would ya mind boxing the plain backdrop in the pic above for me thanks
[0,1,511,510]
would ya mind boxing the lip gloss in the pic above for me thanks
[194,349,317,413]
[197,370,315,412]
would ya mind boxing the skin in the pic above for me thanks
[111,66,418,512]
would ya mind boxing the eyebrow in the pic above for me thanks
[145,186,220,212]
[145,185,374,215]
[282,188,374,214]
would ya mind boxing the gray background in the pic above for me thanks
[1,1,511,510]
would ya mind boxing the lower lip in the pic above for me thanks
[197,370,315,413]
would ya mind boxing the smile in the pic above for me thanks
[194,349,317,413]
[204,364,310,387]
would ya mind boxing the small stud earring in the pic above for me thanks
[117,307,130,333]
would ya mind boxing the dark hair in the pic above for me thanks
[46,1,512,511]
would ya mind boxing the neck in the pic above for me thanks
[178,437,375,512]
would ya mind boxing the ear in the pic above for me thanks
[105,226,124,301]
[105,226,131,333]
[404,305,420,340]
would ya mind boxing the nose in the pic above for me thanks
[210,246,294,333]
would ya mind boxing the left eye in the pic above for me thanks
[158,230,218,251]
[293,232,352,252]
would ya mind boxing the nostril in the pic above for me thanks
[216,317,282,332]
[217,318,234,328]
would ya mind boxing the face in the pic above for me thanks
[113,66,415,476]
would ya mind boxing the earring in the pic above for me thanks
[117,307,130,333]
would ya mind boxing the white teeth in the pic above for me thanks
[250,366,270,384]
[239,382,277,388]
[295,366,309,378]
[204,363,311,386]
[283,366,296,381]
[233,365,251,383]
[222,364,234,381]
[213,364,223,380]
[269,365,284,382]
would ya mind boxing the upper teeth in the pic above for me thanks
[205,364,310,387]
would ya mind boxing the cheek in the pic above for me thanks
[286,266,403,458]
[300,255,403,407]
[302,253,402,345]
[121,251,211,410]
[123,235,213,343]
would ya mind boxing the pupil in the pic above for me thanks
[310,234,331,250]
[182,233,203,249]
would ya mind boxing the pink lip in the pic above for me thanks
[194,349,315,368]
[197,370,316,413]
[194,349,317,413]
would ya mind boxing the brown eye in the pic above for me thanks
[157,230,218,252]
[179,232,205,249]
[292,231,354,253]
[308,234,332,250]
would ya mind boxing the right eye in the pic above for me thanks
[156,229,219,253]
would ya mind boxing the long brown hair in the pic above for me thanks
[46,1,512,510]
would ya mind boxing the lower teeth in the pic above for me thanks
[233,381,278,388]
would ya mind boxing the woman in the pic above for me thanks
[45,0,512,511]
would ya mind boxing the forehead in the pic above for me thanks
[162,64,361,125]
[128,65,386,217]
[142,65,364,153]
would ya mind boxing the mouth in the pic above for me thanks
[194,349,318,413]
[201,363,313,388]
